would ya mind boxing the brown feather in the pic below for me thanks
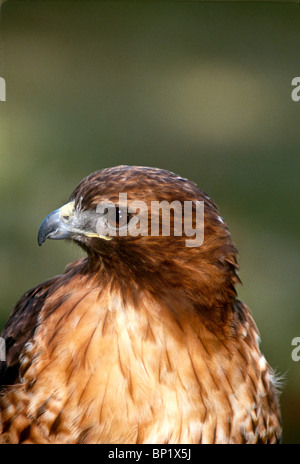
[0,166,281,443]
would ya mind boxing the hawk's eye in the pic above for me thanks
[107,207,130,229]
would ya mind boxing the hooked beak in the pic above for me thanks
[38,202,75,246]
[38,201,112,246]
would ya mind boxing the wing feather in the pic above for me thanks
[0,277,59,387]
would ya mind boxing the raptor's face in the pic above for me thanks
[37,165,240,306]
[38,166,237,290]
[38,165,207,248]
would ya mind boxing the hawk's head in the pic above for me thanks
[38,165,239,310]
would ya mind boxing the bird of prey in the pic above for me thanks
[0,165,281,444]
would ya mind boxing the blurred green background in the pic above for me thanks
[0,1,299,443]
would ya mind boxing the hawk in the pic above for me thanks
[0,165,281,444]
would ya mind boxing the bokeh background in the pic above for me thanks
[0,0,299,443]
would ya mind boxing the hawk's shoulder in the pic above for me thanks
[0,258,87,387]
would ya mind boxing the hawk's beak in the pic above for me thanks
[38,202,75,246]
[38,201,112,246]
